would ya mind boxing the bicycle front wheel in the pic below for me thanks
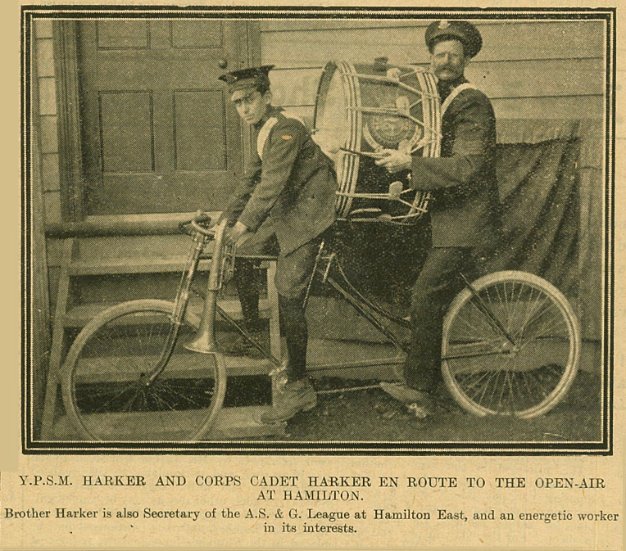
[61,299,227,442]
[441,271,580,418]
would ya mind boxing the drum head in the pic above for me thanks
[313,62,352,159]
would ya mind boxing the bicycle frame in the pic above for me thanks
[308,244,411,354]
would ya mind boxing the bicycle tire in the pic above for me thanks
[61,299,227,442]
[441,271,580,418]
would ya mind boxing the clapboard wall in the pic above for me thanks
[260,19,606,128]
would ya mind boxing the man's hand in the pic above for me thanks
[224,220,250,246]
[374,149,412,173]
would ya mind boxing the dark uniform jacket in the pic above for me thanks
[224,107,337,255]
[410,78,500,249]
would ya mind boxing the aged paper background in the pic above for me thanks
[3,0,624,549]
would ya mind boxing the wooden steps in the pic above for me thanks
[67,338,404,387]
[41,237,283,442]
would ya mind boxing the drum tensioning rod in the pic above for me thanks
[411,136,442,153]
[340,71,439,100]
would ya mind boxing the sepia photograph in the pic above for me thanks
[23,5,613,454]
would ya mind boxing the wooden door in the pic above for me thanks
[78,20,245,214]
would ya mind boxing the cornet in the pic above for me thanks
[184,219,235,354]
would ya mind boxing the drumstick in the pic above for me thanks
[339,147,390,159]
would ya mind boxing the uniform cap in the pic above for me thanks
[425,20,482,58]
[218,65,275,93]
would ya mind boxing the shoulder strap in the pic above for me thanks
[256,117,279,158]
[441,83,478,116]
[256,111,307,158]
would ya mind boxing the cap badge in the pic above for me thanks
[438,20,450,29]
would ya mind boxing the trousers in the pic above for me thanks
[404,247,478,392]
[234,235,323,382]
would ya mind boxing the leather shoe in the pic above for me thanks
[379,382,435,418]
[260,379,317,424]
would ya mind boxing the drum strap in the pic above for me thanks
[256,111,307,158]
[257,117,279,159]
[440,83,478,117]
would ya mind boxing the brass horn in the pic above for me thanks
[184,219,234,354]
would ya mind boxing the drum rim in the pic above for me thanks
[313,61,362,218]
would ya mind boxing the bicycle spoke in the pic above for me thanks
[157,381,206,409]
[452,309,503,348]
[504,368,516,414]
[515,286,550,341]
[466,294,514,344]
[459,298,505,344]
[457,369,496,395]
[479,364,509,409]
[522,307,569,343]
[91,384,140,414]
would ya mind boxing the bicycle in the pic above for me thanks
[61,211,581,442]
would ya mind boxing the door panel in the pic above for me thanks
[78,20,245,215]
[99,91,154,172]
[171,21,223,48]
[96,20,150,49]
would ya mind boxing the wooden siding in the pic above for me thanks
[260,19,606,124]
[34,20,62,225]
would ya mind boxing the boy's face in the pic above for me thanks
[231,87,271,125]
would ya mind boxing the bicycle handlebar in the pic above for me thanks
[179,211,215,238]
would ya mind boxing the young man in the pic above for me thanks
[218,65,337,423]
[375,20,501,417]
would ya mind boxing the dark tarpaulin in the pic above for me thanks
[487,138,580,298]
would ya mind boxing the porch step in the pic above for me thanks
[68,256,212,275]
[49,406,286,441]
[63,298,272,328]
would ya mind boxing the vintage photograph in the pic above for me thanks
[23,6,614,453]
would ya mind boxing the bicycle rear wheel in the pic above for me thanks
[61,299,227,442]
[441,271,580,418]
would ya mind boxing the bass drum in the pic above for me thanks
[313,60,441,225]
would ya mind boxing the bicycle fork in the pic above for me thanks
[145,232,207,386]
